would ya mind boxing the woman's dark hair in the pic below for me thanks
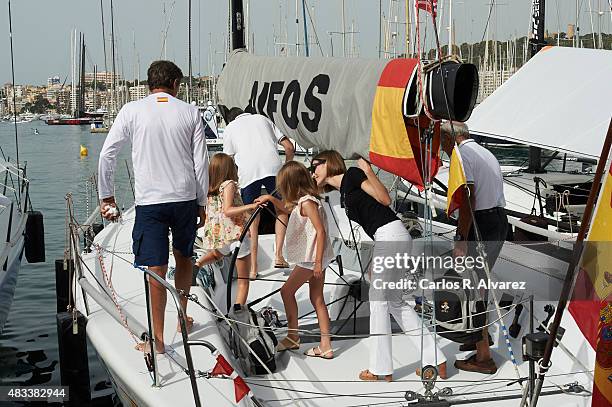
[147,60,183,91]
[312,150,347,192]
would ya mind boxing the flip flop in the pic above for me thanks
[274,259,290,269]
[276,336,301,352]
[304,346,333,359]
[359,369,392,382]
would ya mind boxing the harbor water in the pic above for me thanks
[0,122,133,406]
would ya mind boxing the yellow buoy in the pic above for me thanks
[80,145,88,157]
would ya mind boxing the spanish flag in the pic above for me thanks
[568,147,612,406]
[369,59,440,189]
[446,145,467,216]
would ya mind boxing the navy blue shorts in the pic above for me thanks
[132,200,197,267]
[241,176,280,204]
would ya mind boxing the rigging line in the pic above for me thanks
[7,0,20,186]
[481,0,496,42]
[303,0,325,56]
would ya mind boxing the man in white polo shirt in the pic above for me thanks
[223,108,295,278]
[98,60,209,354]
[440,121,508,375]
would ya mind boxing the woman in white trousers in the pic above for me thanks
[368,220,447,381]
[310,150,447,382]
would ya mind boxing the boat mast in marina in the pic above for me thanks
[110,0,117,119]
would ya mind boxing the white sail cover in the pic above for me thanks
[217,50,387,158]
[466,47,612,159]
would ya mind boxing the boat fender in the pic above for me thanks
[55,259,74,313]
[56,311,91,405]
[25,210,45,263]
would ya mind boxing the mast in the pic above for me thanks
[405,0,411,58]
[448,0,453,55]
[230,0,245,50]
[528,0,545,58]
[295,0,299,56]
[342,0,346,57]
[188,0,192,103]
[575,0,580,47]
[7,0,20,175]
[93,64,97,111]
[302,0,310,56]
[100,0,109,115]
[110,0,117,116]
[80,36,86,116]
[526,0,545,173]
[70,30,75,118]
[379,0,382,58]
[598,0,603,49]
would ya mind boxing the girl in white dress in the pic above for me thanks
[255,161,335,359]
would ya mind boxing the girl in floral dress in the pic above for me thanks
[197,153,257,305]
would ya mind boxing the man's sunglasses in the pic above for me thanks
[308,160,326,173]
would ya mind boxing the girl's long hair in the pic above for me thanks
[276,161,319,204]
[208,153,238,196]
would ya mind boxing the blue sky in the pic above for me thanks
[1,0,610,85]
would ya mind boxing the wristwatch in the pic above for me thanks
[454,233,465,242]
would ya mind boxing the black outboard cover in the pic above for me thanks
[427,62,479,122]
[25,210,45,263]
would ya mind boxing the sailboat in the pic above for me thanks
[1,0,45,332]
[67,1,606,406]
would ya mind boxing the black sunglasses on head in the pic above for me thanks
[308,160,326,173]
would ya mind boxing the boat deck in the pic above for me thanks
[77,207,595,407]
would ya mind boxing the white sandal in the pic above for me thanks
[304,346,333,359]
[276,336,301,351]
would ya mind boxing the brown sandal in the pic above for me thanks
[454,354,497,374]
[358,369,392,382]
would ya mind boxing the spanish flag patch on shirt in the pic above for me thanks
[157,96,168,103]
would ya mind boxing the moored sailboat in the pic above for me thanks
[67,1,606,406]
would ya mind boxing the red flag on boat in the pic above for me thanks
[233,376,250,403]
[211,354,234,376]
[416,0,438,18]
[210,354,253,404]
